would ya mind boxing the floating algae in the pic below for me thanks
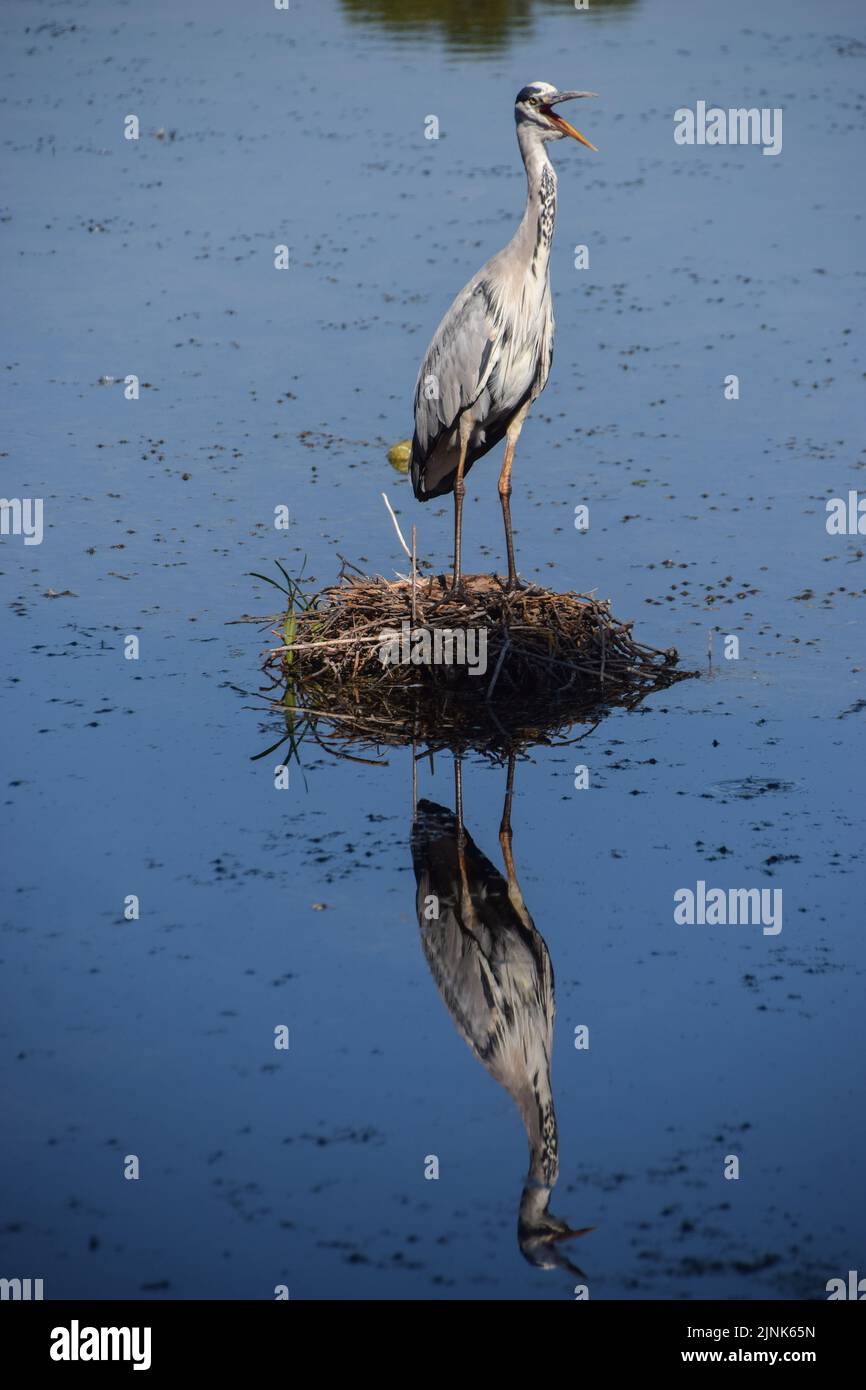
[386,439,411,473]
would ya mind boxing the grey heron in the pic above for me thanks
[411,756,593,1275]
[410,82,597,591]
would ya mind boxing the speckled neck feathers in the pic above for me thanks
[514,125,558,281]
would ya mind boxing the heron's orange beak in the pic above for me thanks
[542,106,597,151]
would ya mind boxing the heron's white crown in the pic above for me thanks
[515,81,559,108]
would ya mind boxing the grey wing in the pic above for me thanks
[531,294,555,403]
[412,278,502,462]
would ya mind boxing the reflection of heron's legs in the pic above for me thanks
[454,755,472,917]
[498,403,530,591]
[411,740,418,818]
[499,752,529,920]
[452,419,471,592]
[498,751,518,885]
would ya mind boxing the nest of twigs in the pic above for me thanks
[259,568,695,756]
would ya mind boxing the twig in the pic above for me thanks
[337,553,366,577]
[272,633,385,654]
[486,638,511,703]
[382,492,412,559]
[411,524,417,626]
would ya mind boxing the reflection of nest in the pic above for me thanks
[260,571,696,758]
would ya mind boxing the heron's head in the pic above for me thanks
[515,82,597,150]
[518,1182,595,1277]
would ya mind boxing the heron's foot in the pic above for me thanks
[449,579,470,603]
[503,574,524,594]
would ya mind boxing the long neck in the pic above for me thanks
[516,1070,559,1187]
[513,125,557,281]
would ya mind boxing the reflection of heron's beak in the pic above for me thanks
[543,91,598,151]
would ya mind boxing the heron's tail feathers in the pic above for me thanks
[410,433,434,501]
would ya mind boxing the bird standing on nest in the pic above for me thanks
[410,82,597,594]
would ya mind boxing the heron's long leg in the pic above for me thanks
[452,419,470,590]
[498,403,531,589]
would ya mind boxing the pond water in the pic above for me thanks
[2,0,864,1300]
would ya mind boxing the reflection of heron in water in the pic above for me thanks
[411,754,593,1275]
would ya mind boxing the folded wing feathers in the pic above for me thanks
[412,277,504,461]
